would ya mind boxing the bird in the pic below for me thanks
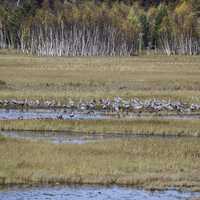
[69,112,75,118]
[57,115,63,120]
[18,116,23,120]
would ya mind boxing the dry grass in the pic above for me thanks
[1,52,200,191]
[0,137,200,190]
[0,54,200,103]
[0,119,200,137]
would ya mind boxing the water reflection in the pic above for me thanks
[0,108,108,120]
[0,131,191,144]
[0,109,199,120]
[0,186,199,200]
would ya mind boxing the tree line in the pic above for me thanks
[0,0,200,56]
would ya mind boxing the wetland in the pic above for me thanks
[0,54,200,198]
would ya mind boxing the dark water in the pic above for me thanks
[0,186,199,200]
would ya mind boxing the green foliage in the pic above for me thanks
[128,7,140,27]
[139,13,150,47]
[152,4,169,41]
[0,135,6,141]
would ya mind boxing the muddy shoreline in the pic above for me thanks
[1,130,200,145]
[0,178,200,192]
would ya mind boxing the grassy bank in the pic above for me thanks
[0,137,200,191]
[0,119,200,137]
[0,54,200,103]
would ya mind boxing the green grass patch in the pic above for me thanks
[0,135,6,141]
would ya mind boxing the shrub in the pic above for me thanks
[0,80,6,86]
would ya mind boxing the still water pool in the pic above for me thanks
[0,186,199,200]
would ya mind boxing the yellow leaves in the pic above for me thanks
[80,3,93,23]
[34,9,56,26]
[110,2,128,19]
[175,1,192,17]
[69,6,80,22]
[127,8,141,35]
[147,6,157,20]
[184,13,195,30]
[173,1,195,33]
[159,16,172,33]
[65,3,109,25]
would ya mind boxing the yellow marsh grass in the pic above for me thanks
[0,137,200,190]
[0,119,200,136]
[0,54,200,102]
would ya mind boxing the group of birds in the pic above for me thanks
[1,97,200,115]
[57,112,75,120]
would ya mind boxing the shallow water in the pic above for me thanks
[0,108,200,120]
[0,109,109,120]
[1,131,114,144]
[0,186,199,200]
[0,130,191,144]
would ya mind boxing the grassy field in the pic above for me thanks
[0,53,200,103]
[1,52,200,191]
[0,137,200,191]
[0,119,200,137]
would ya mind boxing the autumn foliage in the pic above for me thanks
[0,0,199,55]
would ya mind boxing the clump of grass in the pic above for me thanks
[0,135,6,141]
[68,82,82,87]
[0,80,6,86]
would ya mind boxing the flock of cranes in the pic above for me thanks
[1,98,200,115]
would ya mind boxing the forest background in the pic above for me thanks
[0,0,200,56]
